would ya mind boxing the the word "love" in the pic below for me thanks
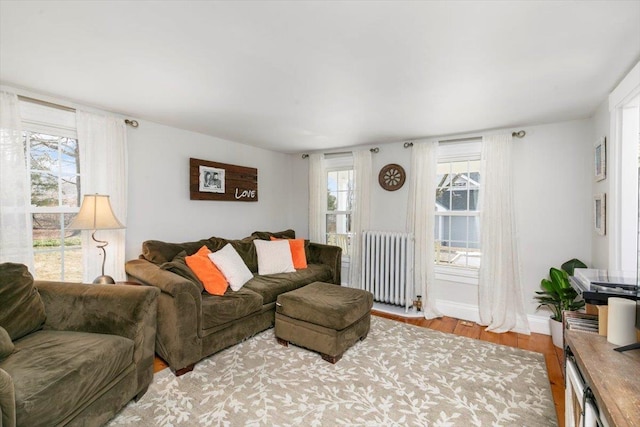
[235,188,257,199]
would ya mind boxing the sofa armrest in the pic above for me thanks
[308,243,342,285]
[125,259,201,299]
[0,368,15,427]
[125,259,203,373]
[35,281,160,395]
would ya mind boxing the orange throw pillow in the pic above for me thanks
[270,237,308,269]
[185,246,228,295]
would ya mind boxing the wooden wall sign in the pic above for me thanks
[190,158,258,202]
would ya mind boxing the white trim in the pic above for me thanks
[435,265,479,285]
[434,299,550,335]
[607,61,640,270]
[609,61,640,111]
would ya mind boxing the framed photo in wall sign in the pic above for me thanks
[594,137,606,181]
[594,193,606,235]
[199,166,225,193]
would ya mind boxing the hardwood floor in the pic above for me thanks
[153,311,565,426]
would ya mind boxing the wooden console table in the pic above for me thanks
[565,331,640,426]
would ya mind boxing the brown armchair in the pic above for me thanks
[0,263,159,427]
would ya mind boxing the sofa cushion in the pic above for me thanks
[270,237,308,269]
[185,246,228,296]
[251,229,296,241]
[207,236,259,273]
[209,244,254,291]
[0,263,46,341]
[201,287,263,330]
[160,250,205,292]
[142,239,211,264]
[2,330,133,427]
[243,264,333,304]
[254,240,295,275]
[0,327,14,361]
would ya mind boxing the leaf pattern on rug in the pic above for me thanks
[108,316,557,426]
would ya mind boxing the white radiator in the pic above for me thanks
[361,231,414,311]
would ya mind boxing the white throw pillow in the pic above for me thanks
[208,244,253,291]
[253,239,295,275]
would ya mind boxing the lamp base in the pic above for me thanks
[93,275,116,285]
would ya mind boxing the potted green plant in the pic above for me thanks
[535,259,586,348]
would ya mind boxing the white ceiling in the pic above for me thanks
[1,1,639,153]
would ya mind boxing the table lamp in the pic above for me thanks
[68,194,125,284]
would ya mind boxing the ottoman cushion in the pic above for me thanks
[276,282,373,330]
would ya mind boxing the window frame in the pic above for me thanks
[434,141,481,284]
[324,154,354,261]
[21,100,82,281]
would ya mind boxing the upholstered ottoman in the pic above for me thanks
[275,281,373,363]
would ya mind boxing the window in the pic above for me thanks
[325,156,353,256]
[21,101,82,281]
[434,143,481,271]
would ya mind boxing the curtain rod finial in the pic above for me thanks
[370,147,379,153]
[512,130,525,138]
[125,119,139,128]
[403,142,414,148]
[301,153,309,159]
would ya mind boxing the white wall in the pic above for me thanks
[591,99,611,269]
[125,120,297,260]
[512,120,592,316]
[294,119,594,326]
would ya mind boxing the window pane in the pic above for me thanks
[327,171,338,192]
[31,172,58,206]
[469,189,479,210]
[450,216,468,243]
[337,170,350,192]
[469,216,480,243]
[327,191,338,211]
[336,190,349,211]
[61,175,80,207]
[60,138,79,175]
[30,134,59,172]
[436,188,450,209]
[451,189,468,211]
[32,211,82,280]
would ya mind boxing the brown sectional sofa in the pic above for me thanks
[125,229,342,375]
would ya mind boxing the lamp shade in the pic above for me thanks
[68,194,124,230]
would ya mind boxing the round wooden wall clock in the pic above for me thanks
[378,163,406,191]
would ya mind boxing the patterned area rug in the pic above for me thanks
[108,317,557,426]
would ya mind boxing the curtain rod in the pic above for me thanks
[17,95,139,127]
[403,130,526,148]
[18,95,76,112]
[301,147,379,159]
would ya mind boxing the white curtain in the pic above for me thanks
[77,111,128,282]
[0,91,33,268]
[478,134,530,334]
[308,153,326,243]
[406,141,442,319]
[348,149,372,289]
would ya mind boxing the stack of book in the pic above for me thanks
[563,311,599,334]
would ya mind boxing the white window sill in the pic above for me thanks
[435,265,479,285]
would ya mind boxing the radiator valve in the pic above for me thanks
[414,295,422,312]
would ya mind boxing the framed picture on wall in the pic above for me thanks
[594,193,606,235]
[594,137,606,181]
[199,165,225,193]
